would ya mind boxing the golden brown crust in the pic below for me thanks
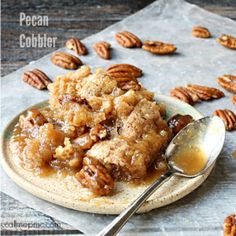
[65,38,88,55]
[87,96,172,180]
[217,75,236,94]
[224,214,236,236]
[217,34,236,50]
[22,69,52,90]
[192,26,211,38]
[142,40,177,55]
[213,109,236,131]
[51,52,83,69]
[115,31,142,48]
[93,41,111,60]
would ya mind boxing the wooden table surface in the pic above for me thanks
[1,0,236,235]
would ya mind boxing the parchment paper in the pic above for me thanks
[1,0,236,235]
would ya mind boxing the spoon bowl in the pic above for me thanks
[167,116,226,177]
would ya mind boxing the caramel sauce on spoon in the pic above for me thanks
[170,147,207,175]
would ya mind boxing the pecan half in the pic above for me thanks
[217,75,236,94]
[142,41,177,55]
[93,41,111,60]
[65,38,88,55]
[170,87,193,105]
[170,87,197,105]
[51,52,83,69]
[192,26,211,38]
[118,80,141,91]
[232,95,236,106]
[115,31,142,48]
[105,64,142,82]
[213,109,236,131]
[22,69,52,90]
[170,84,224,105]
[224,214,236,236]
[186,84,225,100]
[58,94,90,107]
[75,157,114,196]
[217,34,236,50]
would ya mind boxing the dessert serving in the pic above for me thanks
[3,24,235,216]
[10,65,177,196]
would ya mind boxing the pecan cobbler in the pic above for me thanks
[10,66,192,196]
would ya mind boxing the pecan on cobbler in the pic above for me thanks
[75,157,114,196]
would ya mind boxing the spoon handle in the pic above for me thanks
[97,171,173,236]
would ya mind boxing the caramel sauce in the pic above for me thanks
[129,162,168,186]
[20,162,76,178]
[38,166,57,177]
[170,147,207,175]
[39,167,75,178]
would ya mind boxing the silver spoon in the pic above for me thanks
[97,116,225,236]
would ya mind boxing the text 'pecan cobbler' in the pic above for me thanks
[10,66,173,196]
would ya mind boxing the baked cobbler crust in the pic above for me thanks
[10,66,171,196]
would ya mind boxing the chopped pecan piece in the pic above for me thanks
[90,124,107,141]
[22,69,52,90]
[224,214,236,236]
[58,94,90,107]
[213,109,236,131]
[51,52,83,69]
[142,40,177,55]
[167,114,193,136]
[186,84,224,100]
[192,26,211,38]
[75,157,114,196]
[105,64,142,82]
[93,41,111,60]
[217,75,236,94]
[115,31,142,48]
[19,109,47,130]
[73,133,94,150]
[65,38,88,55]
[118,80,141,91]
[232,95,236,106]
[217,34,236,50]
